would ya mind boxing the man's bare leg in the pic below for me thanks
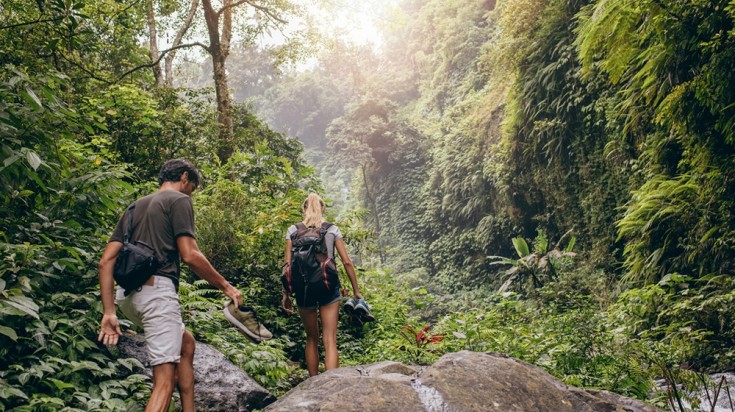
[146,363,176,412]
[177,330,196,412]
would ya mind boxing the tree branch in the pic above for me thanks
[165,0,201,86]
[218,0,249,15]
[111,0,147,21]
[116,42,210,82]
[0,16,63,30]
[59,53,112,83]
[61,42,209,84]
[171,0,200,50]
[217,0,288,24]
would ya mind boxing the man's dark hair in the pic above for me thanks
[158,158,200,187]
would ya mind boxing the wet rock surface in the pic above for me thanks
[117,333,275,411]
[266,351,660,412]
[265,361,425,412]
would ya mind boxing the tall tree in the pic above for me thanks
[144,0,201,87]
[165,0,201,87]
[146,0,164,87]
[200,0,296,163]
[327,97,405,263]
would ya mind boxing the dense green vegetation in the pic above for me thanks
[2,0,734,410]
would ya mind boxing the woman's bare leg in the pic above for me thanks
[319,300,340,371]
[299,308,320,376]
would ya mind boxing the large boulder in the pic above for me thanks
[117,333,275,411]
[266,351,660,412]
[265,361,425,412]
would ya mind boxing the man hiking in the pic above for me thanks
[97,158,266,411]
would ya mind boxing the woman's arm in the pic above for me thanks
[335,238,361,299]
[282,239,294,313]
[284,239,292,266]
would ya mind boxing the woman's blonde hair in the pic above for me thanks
[302,193,325,227]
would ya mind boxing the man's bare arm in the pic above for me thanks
[176,236,242,306]
[98,241,123,345]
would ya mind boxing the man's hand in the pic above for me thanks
[98,241,122,346]
[225,286,243,307]
[98,314,122,345]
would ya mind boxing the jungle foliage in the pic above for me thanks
[0,0,314,407]
[233,0,735,403]
[3,0,735,409]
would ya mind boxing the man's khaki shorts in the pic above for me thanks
[116,276,184,366]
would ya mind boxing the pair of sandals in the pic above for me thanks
[342,297,375,327]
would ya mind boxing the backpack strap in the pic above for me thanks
[123,202,172,269]
[290,223,306,242]
[123,203,136,244]
[320,222,334,259]
[319,222,333,239]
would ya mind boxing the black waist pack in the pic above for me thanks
[114,240,162,295]
[113,204,164,295]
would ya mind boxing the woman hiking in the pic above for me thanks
[281,193,364,376]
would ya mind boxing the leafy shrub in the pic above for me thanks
[398,324,444,364]
[194,146,318,286]
[336,268,429,366]
[176,278,298,395]
[489,228,577,294]
[0,67,151,410]
[433,276,654,400]
[610,273,735,371]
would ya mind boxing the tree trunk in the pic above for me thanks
[361,163,385,264]
[146,0,163,87]
[212,50,234,162]
[202,0,234,163]
[164,0,200,87]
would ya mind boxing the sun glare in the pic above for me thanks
[308,0,390,49]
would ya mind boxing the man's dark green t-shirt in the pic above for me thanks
[110,190,195,286]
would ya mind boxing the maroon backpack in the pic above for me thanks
[281,222,339,297]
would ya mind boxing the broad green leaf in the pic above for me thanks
[29,395,65,406]
[512,237,530,258]
[10,294,39,311]
[0,113,19,129]
[70,360,103,373]
[2,153,21,168]
[49,378,76,390]
[0,325,17,341]
[0,385,28,400]
[22,87,43,109]
[3,296,40,319]
[117,357,144,371]
[26,150,42,171]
